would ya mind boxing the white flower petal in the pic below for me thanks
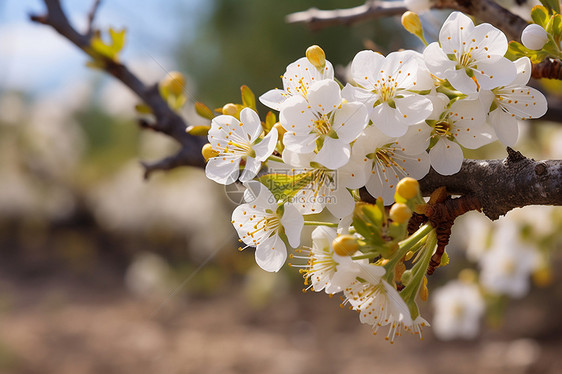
[439,12,475,54]
[445,69,477,94]
[253,127,278,161]
[473,57,517,90]
[429,139,463,175]
[314,137,351,170]
[351,50,385,87]
[239,157,261,182]
[325,186,355,219]
[332,102,368,142]
[489,108,518,146]
[372,103,408,137]
[280,203,304,248]
[205,155,240,184]
[280,96,316,135]
[255,235,287,272]
[259,89,287,111]
[283,132,317,153]
[308,80,342,114]
[394,95,433,125]
[423,42,455,77]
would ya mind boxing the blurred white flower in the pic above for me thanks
[480,220,540,298]
[432,280,485,340]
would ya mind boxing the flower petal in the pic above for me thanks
[280,203,304,248]
[308,80,342,115]
[394,95,433,125]
[259,89,287,111]
[429,139,463,175]
[372,103,408,137]
[255,235,287,272]
[332,101,368,142]
[253,127,278,161]
[489,108,518,146]
[239,156,261,182]
[314,137,351,170]
[205,155,240,184]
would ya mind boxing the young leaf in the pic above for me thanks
[531,5,550,28]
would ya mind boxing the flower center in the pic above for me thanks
[375,78,397,102]
[246,215,281,240]
[314,115,332,135]
[434,121,452,137]
[375,148,397,168]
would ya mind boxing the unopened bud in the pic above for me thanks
[306,45,326,70]
[332,235,359,256]
[222,103,238,116]
[521,24,548,50]
[401,11,423,37]
[202,143,219,162]
[396,177,420,200]
[390,203,412,224]
[161,71,186,96]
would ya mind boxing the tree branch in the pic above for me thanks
[418,148,562,220]
[30,0,205,177]
[287,0,528,42]
[286,1,407,30]
[86,0,102,36]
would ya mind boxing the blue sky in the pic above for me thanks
[0,0,209,93]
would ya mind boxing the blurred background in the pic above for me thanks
[0,0,561,373]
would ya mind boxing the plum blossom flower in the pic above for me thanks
[232,181,304,272]
[280,79,368,170]
[424,97,493,175]
[432,280,485,340]
[351,125,430,202]
[259,57,334,111]
[342,264,422,342]
[206,108,278,185]
[296,226,362,294]
[479,220,540,298]
[484,57,548,146]
[346,50,433,137]
[424,11,517,94]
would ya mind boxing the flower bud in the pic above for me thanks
[161,71,186,96]
[202,143,219,162]
[521,24,548,50]
[306,45,326,70]
[401,11,423,37]
[390,203,412,224]
[396,177,420,200]
[222,103,238,116]
[332,235,359,256]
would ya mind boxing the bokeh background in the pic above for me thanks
[1,0,562,373]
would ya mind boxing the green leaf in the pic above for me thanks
[264,111,276,133]
[90,28,126,62]
[240,85,256,111]
[257,171,315,202]
[439,251,449,267]
[195,102,215,120]
[506,41,549,63]
[546,13,562,43]
[185,125,211,136]
[532,5,550,27]
[540,0,560,14]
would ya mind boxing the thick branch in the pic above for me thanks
[286,1,407,30]
[30,0,205,176]
[287,0,527,42]
[419,148,562,220]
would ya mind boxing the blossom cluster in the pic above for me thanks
[200,11,549,342]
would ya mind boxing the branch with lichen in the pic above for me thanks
[30,0,205,178]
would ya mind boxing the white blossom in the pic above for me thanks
[280,79,368,170]
[206,108,278,185]
[346,50,433,137]
[432,280,485,340]
[521,24,548,50]
[259,56,334,111]
[232,181,304,272]
[424,11,517,94]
